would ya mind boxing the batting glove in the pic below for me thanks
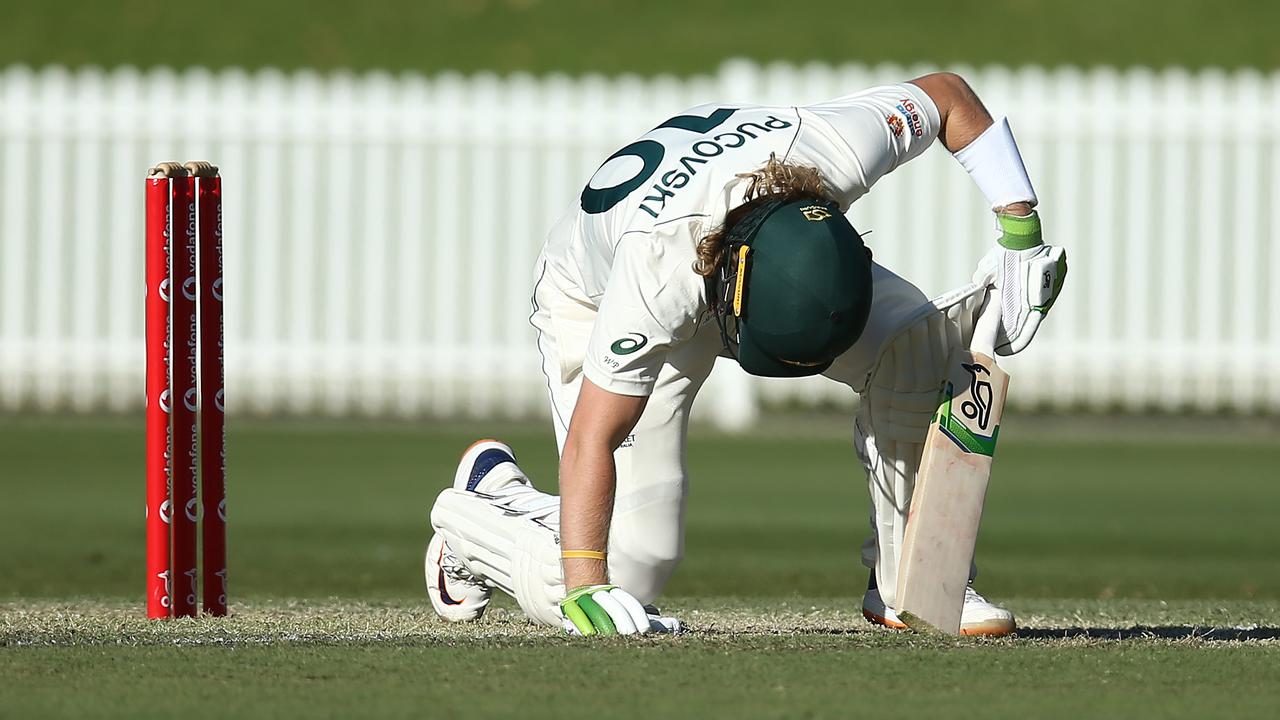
[559,584,677,636]
[971,211,1067,355]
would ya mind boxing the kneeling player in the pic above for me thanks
[426,72,1066,637]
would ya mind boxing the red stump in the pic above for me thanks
[196,171,227,617]
[145,162,226,619]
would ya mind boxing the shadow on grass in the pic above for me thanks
[690,625,1280,642]
[1015,626,1280,642]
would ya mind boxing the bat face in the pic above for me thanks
[895,344,1009,635]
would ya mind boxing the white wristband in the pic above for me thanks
[954,117,1038,210]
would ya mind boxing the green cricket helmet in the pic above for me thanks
[707,197,873,377]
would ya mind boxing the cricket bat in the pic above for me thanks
[895,299,1009,635]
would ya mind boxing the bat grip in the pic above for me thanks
[972,290,1002,357]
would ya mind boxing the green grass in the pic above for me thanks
[1,415,1278,718]
[0,0,1276,74]
[4,599,1280,719]
[2,415,1277,602]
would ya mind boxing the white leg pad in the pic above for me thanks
[856,283,987,608]
[430,489,564,626]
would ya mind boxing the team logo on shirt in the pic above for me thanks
[610,333,649,355]
[886,113,905,137]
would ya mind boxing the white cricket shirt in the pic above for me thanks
[539,82,941,396]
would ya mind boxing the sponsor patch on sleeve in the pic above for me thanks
[893,98,925,138]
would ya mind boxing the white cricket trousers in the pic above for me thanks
[526,252,940,605]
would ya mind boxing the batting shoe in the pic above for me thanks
[453,438,528,493]
[424,439,526,622]
[955,586,1018,636]
[861,579,1017,637]
[425,532,490,622]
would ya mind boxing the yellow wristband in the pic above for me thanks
[561,549,607,561]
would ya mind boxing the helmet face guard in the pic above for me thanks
[705,199,785,363]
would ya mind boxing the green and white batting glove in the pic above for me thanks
[971,211,1068,355]
[559,584,677,636]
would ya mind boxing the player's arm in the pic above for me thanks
[555,379,664,636]
[559,379,647,590]
[909,72,1031,218]
[911,71,1067,355]
[553,231,697,636]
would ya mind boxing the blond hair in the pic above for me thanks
[694,154,838,278]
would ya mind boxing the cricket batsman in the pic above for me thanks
[425,73,1066,637]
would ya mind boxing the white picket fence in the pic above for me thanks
[2,61,1279,425]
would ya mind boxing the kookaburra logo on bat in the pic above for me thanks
[960,362,994,431]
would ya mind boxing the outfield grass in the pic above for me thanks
[2,415,1277,602]
[1,415,1277,718]
[0,0,1275,74]
[4,600,1279,719]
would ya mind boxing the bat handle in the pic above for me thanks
[972,290,1002,357]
